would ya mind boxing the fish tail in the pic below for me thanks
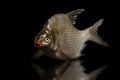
[89,19,109,46]
[88,65,108,80]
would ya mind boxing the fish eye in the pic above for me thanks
[44,37,50,43]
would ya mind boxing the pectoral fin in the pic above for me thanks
[31,49,44,60]
[31,63,45,77]
[55,61,71,79]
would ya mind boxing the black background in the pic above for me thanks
[4,0,118,80]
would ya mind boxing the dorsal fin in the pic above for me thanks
[66,9,85,24]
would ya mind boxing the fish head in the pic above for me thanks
[34,30,52,48]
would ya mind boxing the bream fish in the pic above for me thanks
[33,9,108,60]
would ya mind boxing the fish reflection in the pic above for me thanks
[32,60,107,80]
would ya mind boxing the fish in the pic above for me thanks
[33,9,108,60]
[32,59,108,80]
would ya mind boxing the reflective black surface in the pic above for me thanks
[7,0,118,80]
[31,59,108,80]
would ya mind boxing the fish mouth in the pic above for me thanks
[34,39,43,48]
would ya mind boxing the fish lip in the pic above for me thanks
[34,44,42,48]
[34,39,43,48]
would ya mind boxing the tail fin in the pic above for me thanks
[88,65,108,80]
[89,19,109,46]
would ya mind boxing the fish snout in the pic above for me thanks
[34,39,43,48]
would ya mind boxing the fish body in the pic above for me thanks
[33,9,108,60]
